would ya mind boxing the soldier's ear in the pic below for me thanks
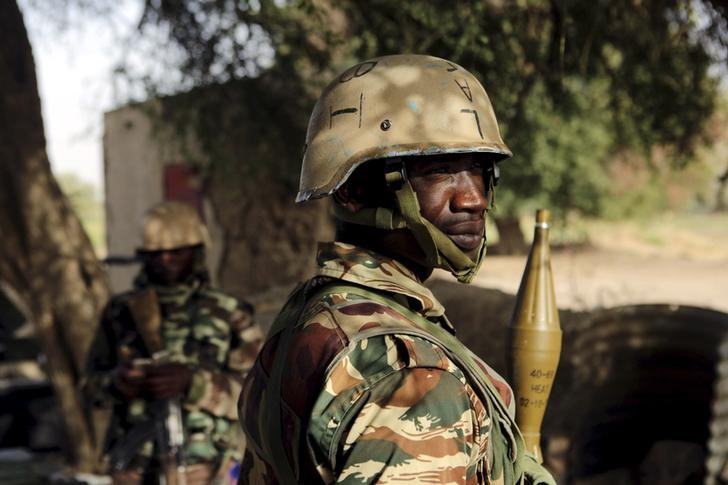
[333,182,364,213]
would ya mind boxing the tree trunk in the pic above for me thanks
[715,164,728,212]
[0,0,109,472]
[492,215,529,255]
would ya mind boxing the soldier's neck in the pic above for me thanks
[335,224,433,282]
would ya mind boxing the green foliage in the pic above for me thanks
[330,0,726,218]
[496,78,614,217]
[56,172,105,253]
[120,0,728,219]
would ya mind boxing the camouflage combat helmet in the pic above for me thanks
[297,54,512,283]
[138,201,210,252]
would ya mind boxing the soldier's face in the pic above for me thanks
[408,154,489,258]
[142,247,196,285]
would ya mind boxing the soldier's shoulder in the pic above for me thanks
[314,332,488,476]
[340,332,462,383]
[311,333,472,451]
[300,284,420,343]
[299,288,462,377]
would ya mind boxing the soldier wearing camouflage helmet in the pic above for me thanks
[84,201,263,484]
[239,55,556,484]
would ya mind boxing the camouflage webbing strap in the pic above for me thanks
[319,283,527,484]
[108,418,157,472]
[260,282,312,484]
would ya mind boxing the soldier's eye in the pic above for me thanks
[423,166,450,175]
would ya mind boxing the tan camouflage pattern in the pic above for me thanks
[84,274,263,478]
[239,242,516,484]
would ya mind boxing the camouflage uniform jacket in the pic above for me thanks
[84,274,263,475]
[240,241,528,484]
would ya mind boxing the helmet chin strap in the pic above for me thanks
[384,159,486,283]
[332,159,488,283]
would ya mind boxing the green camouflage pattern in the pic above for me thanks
[239,241,518,484]
[84,272,263,477]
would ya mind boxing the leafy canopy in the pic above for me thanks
[116,0,728,217]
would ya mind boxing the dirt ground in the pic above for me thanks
[433,213,728,314]
[440,246,728,313]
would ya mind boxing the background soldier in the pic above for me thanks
[239,54,556,484]
[84,201,262,485]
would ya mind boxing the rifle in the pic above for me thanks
[126,288,188,485]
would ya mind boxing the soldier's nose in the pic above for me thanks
[452,172,487,213]
[158,251,176,264]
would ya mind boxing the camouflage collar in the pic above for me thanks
[315,241,449,323]
[152,279,201,305]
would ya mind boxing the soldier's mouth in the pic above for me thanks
[446,218,484,252]
[449,233,483,251]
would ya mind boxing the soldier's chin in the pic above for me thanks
[154,268,187,285]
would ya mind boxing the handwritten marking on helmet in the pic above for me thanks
[330,93,364,129]
[460,109,484,139]
[444,61,459,72]
[339,61,378,83]
[454,79,473,102]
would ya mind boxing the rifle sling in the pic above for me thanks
[108,418,157,471]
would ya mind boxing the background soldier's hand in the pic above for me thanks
[144,363,193,399]
[111,365,146,400]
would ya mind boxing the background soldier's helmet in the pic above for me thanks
[297,54,512,283]
[138,201,210,252]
